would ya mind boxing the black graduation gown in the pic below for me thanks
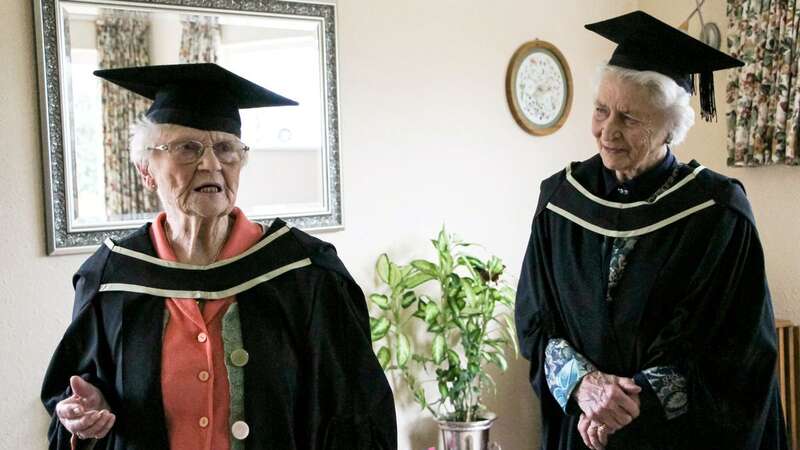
[515,154,787,450]
[41,219,397,450]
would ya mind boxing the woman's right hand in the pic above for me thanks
[55,376,116,440]
[572,370,641,432]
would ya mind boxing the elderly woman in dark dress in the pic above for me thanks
[41,63,396,450]
[515,11,787,450]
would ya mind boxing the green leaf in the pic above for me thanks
[377,346,391,369]
[440,251,454,274]
[503,315,520,358]
[405,272,434,289]
[376,254,390,284]
[469,327,482,343]
[427,323,444,333]
[413,298,428,319]
[401,291,417,308]
[424,302,440,324]
[414,387,427,408]
[396,333,411,368]
[432,334,446,364]
[488,256,505,277]
[462,281,478,305]
[447,349,461,367]
[370,317,390,341]
[411,259,438,276]
[495,288,514,307]
[436,227,448,252]
[459,255,485,270]
[387,263,402,288]
[485,339,506,353]
[369,293,390,310]
[438,381,449,398]
[460,305,482,316]
[489,352,508,372]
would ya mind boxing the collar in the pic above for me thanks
[100,217,313,299]
[601,149,677,201]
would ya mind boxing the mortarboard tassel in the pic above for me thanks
[698,71,717,122]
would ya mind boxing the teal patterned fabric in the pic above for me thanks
[544,338,597,411]
[605,237,639,302]
[222,303,246,450]
[642,366,689,419]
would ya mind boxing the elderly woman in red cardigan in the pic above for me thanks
[41,63,396,450]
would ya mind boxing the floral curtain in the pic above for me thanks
[179,15,221,63]
[96,10,159,218]
[726,0,800,166]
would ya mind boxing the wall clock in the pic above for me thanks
[506,40,573,136]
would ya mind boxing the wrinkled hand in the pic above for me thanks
[573,371,641,432]
[578,413,612,450]
[55,376,115,440]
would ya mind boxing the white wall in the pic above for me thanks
[20,1,800,449]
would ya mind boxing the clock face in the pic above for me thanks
[514,49,567,127]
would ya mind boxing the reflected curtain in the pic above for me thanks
[179,15,221,63]
[96,10,159,218]
[726,0,800,166]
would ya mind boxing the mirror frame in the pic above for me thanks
[33,0,343,255]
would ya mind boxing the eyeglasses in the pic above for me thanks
[146,140,250,165]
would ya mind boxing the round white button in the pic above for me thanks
[199,416,209,428]
[230,349,249,367]
[231,420,250,440]
[197,333,208,343]
[198,370,210,382]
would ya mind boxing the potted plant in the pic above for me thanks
[369,227,517,449]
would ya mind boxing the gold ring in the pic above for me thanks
[598,423,608,432]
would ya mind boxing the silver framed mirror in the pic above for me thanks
[33,0,342,255]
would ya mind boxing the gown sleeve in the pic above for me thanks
[308,269,397,450]
[638,208,786,449]
[636,366,688,419]
[40,251,115,450]
[544,338,597,412]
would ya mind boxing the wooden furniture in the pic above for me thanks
[777,320,799,449]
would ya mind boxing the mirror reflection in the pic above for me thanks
[60,1,328,230]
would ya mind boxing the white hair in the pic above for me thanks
[129,117,162,168]
[594,64,695,147]
[128,117,249,167]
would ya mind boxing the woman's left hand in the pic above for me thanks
[578,413,611,450]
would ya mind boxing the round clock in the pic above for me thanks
[506,40,573,136]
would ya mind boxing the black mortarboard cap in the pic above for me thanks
[585,10,744,122]
[93,63,298,136]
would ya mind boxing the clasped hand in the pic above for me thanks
[573,370,641,450]
[55,376,116,440]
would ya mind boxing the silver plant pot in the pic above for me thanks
[436,412,501,450]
